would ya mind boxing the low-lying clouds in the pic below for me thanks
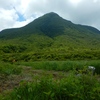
[0,0,100,31]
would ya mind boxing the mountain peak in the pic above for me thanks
[0,12,100,39]
[43,12,60,17]
[23,12,70,37]
[36,12,62,21]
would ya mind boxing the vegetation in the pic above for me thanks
[17,60,100,74]
[10,75,100,100]
[0,60,100,100]
[0,48,100,62]
[0,69,100,100]
[0,62,22,76]
[0,12,100,100]
[0,12,100,61]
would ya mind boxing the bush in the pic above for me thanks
[0,62,22,75]
[4,72,100,100]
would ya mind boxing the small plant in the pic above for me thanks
[0,62,22,76]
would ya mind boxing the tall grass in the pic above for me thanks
[17,60,100,74]
[0,62,22,76]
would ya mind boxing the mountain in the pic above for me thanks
[0,12,100,38]
[0,12,100,61]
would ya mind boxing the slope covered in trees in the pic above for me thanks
[0,12,100,61]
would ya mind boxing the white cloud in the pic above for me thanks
[68,0,82,7]
[0,8,18,30]
[66,0,100,29]
[0,0,100,31]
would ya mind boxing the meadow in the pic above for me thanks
[0,60,100,100]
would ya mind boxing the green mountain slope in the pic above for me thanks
[0,12,100,38]
[0,12,100,61]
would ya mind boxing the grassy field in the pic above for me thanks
[0,60,100,100]
[16,60,100,74]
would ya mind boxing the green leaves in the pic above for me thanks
[7,72,100,100]
[1,45,27,53]
[0,62,22,75]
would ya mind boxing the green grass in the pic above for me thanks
[0,60,100,100]
[16,60,100,74]
[1,72,100,100]
[0,62,22,76]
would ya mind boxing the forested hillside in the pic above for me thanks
[0,12,100,62]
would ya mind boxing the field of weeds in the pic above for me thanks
[0,60,100,100]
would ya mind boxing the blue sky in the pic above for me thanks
[17,13,25,22]
[0,0,100,31]
[13,6,25,22]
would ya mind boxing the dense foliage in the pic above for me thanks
[0,12,100,61]
[0,61,100,100]
[1,71,100,100]
[13,75,100,100]
[0,62,22,76]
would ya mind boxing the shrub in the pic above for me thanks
[5,72,100,100]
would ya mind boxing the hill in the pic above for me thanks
[0,12,100,38]
[0,12,100,61]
